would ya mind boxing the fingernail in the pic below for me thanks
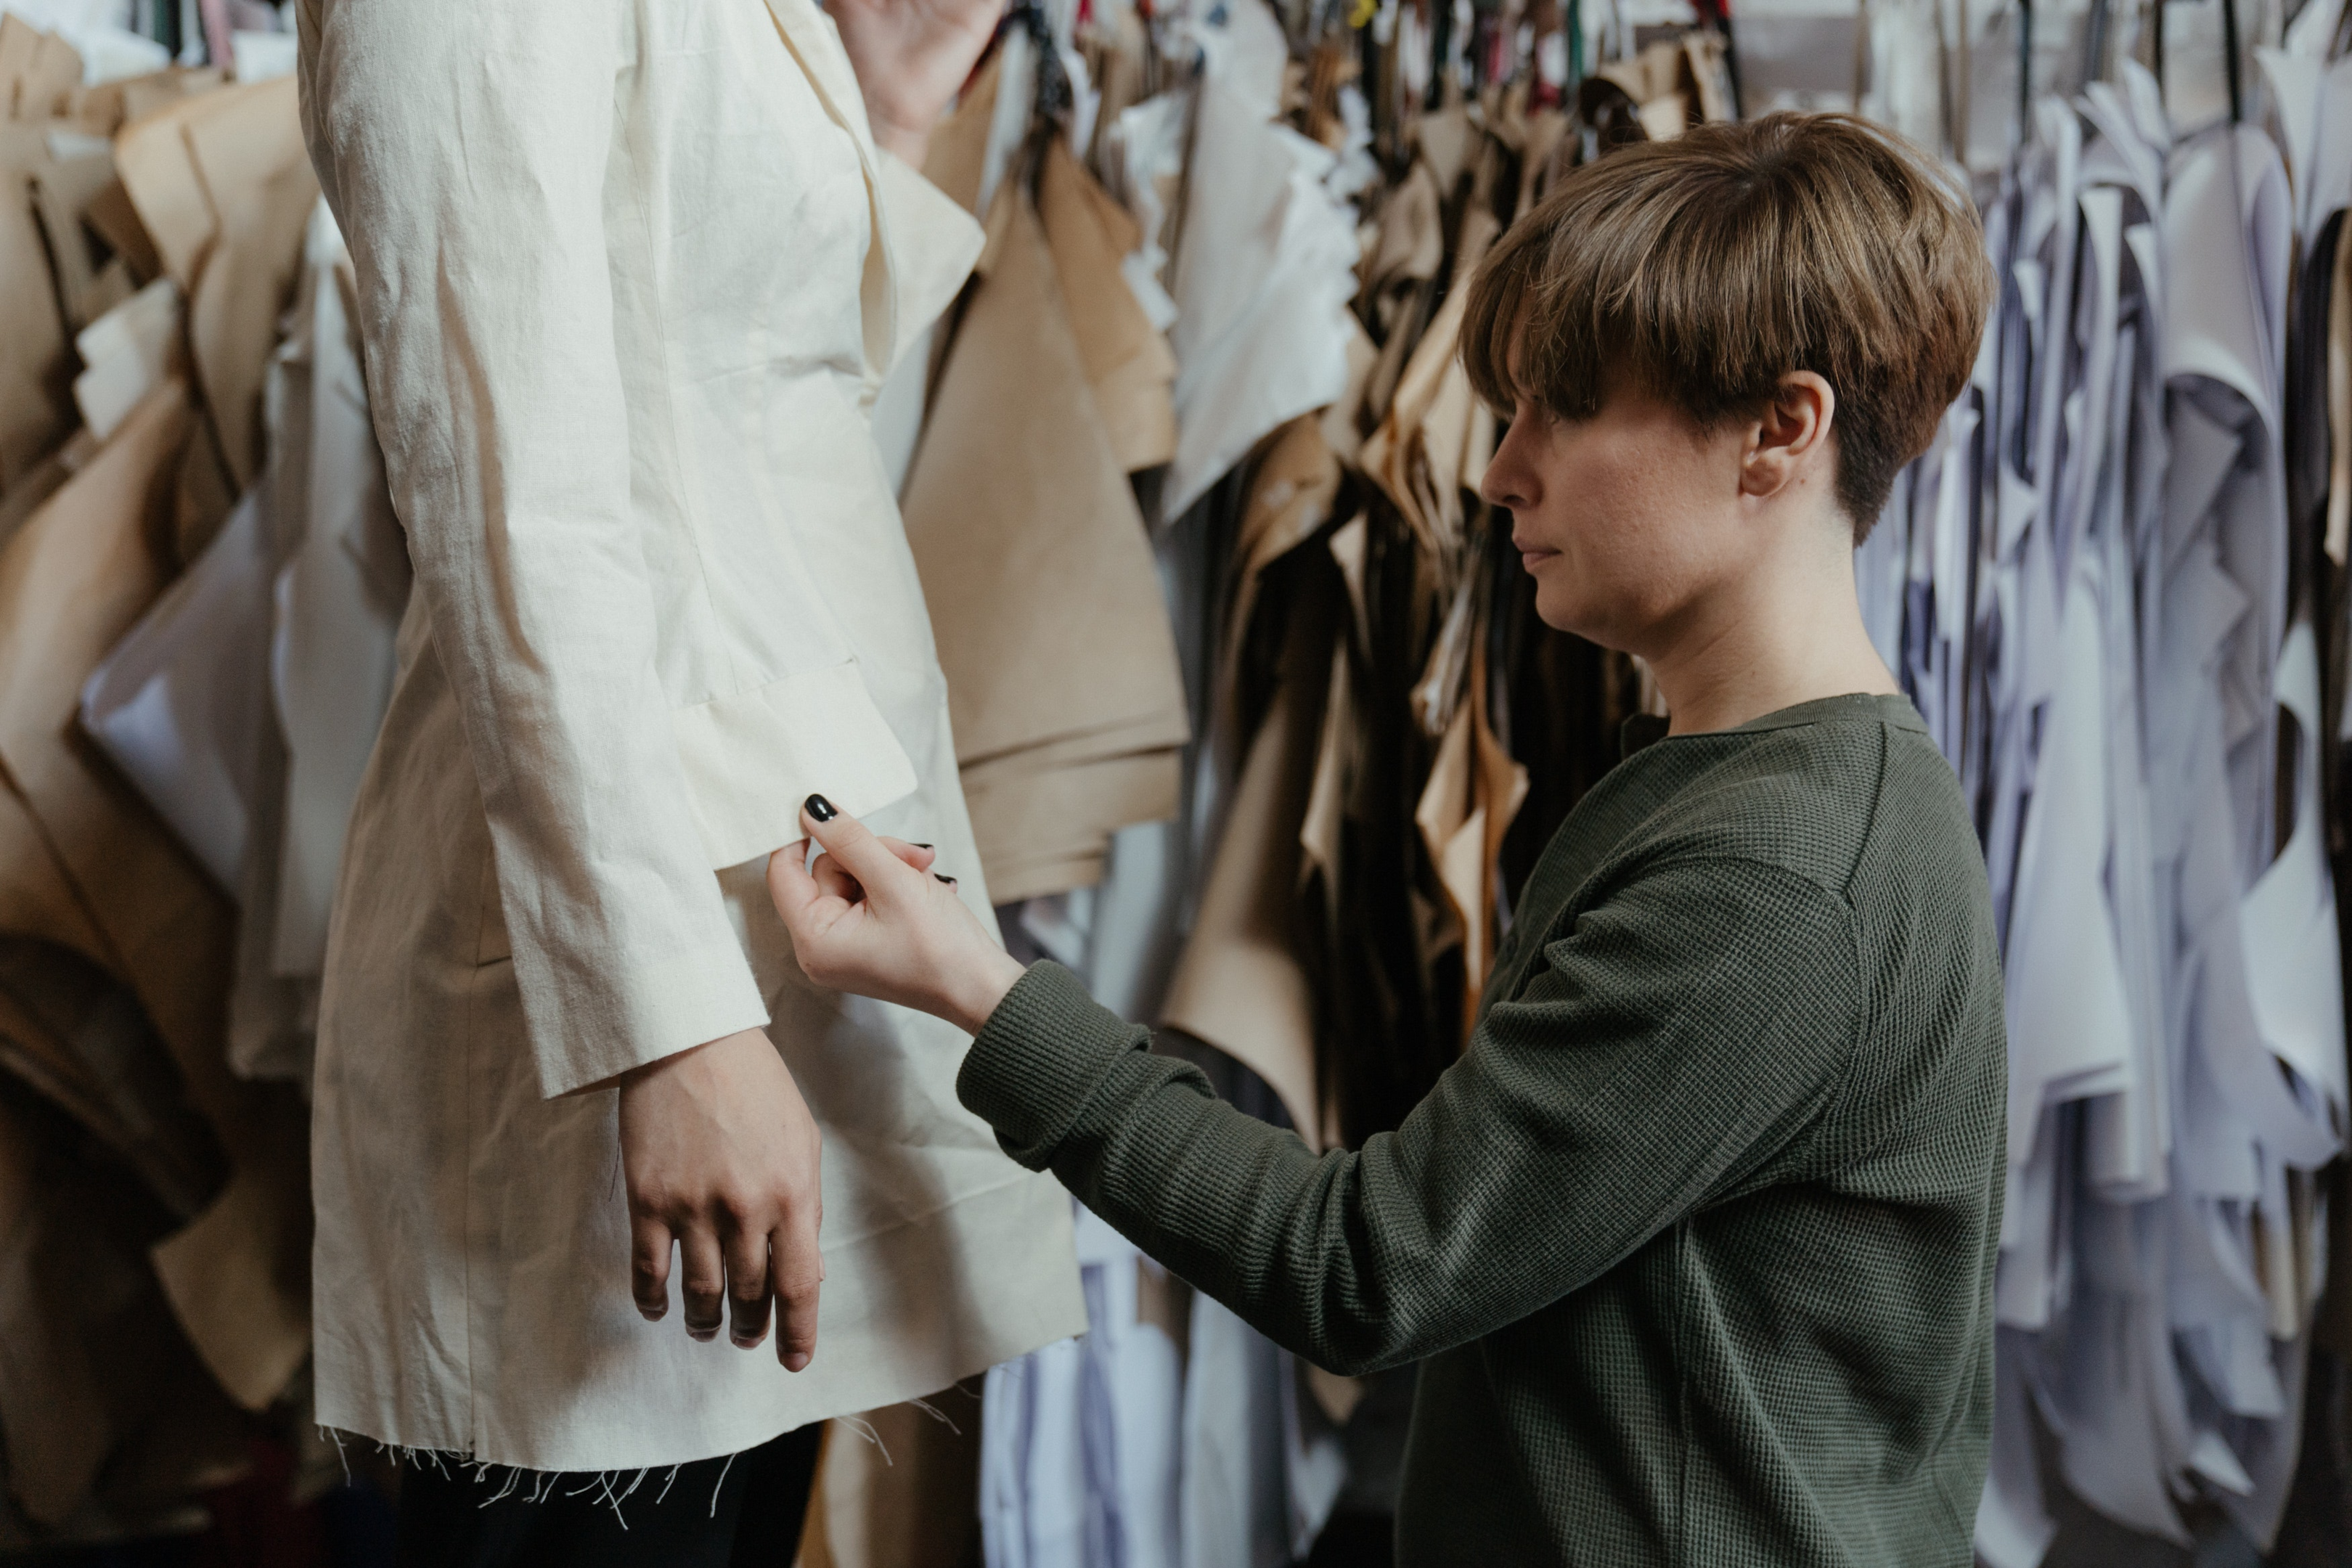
[935,873,957,884]
[804,794,837,822]
[913,843,934,850]
[785,1352,812,1373]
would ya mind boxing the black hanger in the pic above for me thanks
[2084,0,2111,83]
[2219,0,2243,122]
[2017,0,2033,144]
[1693,0,1744,118]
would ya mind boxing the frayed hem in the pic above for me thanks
[314,1429,656,1528]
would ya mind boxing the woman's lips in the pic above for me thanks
[1519,547,1558,571]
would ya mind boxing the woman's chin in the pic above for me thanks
[1532,582,1604,642]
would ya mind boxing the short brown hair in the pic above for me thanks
[1462,113,1992,538]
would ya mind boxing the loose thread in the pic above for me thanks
[906,1397,964,1437]
[707,1451,738,1520]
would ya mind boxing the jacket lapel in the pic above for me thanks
[761,0,898,382]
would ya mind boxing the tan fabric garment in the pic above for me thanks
[902,172,1188,899]
[1412,646,1529,1026]
[30,150,135,335]
[797,1395,984,1568]
[920,52,999,218]
[0,378,311,1411]
[1161,674,1331,1149]
[0,1090,248,1532]
[181,75,317,493]
[1357,205,1498,567]
[0,124,75,492]
[1040,139,1177,473]
[0,15,78,122]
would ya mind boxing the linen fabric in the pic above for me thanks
[296,0,1084,1471]
[960,695,2007,1566]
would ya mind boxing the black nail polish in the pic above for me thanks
[805,794,836,822]
[913,842,934,850]
[936,873,957,884]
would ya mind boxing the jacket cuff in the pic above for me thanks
[957,960,1145,1168]
[669,658,918,870]
[527,939,772,1098]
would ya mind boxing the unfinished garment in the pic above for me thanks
[298,0,1083,1472]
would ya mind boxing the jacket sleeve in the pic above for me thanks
[298,0,770,1096]
[958,855,1864,1375]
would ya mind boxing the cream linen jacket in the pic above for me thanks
[296,0,1084,1470]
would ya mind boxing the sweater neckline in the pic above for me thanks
[1619,692,1925,760]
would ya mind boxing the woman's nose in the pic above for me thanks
[1479,422,1535,511]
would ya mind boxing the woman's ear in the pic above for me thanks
[1739,372,1836,502]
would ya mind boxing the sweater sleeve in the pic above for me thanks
[958,855,1863,1375]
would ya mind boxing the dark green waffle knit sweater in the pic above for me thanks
[959,693,2006,1566]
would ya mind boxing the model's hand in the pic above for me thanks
[618,1028,825,1368]
[769,796,1027,1037]
[828,0,1005,165]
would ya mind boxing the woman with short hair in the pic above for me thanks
[772,113,2009,1568]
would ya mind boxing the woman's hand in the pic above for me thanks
[769,796,1029,1035]
[828,0,1005,166]
[618,1027,825,1368]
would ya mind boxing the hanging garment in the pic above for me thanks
[230,197,407,1083]
[0,376,310,1414]
[1153,0,1360,520]
[1852,62,2348,1562]
[0,103,78,491]
[901,163,1191,904]
[78,481,272,893]
[978,1204,1190,1568]
[295,0,1084,1471]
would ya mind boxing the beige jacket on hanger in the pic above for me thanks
[295,0,1084,1471]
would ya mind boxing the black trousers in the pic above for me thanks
[393,1424,823,1568]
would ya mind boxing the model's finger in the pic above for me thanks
[772,1206,823,1373]
[799,796,917,902]
[630,1214,674,1322]
[724,1217,775,1350]
[679,1222,727,1342]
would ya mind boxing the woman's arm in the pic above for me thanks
[775,801,1863,1373]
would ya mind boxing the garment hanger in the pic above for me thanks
[1954,0,1971,163]
[2017,0,2033,146]
[1853,0,1871,115]
[2219,0,2244,121]
[1691,0,1743,117]
[2084,0,2111,84]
